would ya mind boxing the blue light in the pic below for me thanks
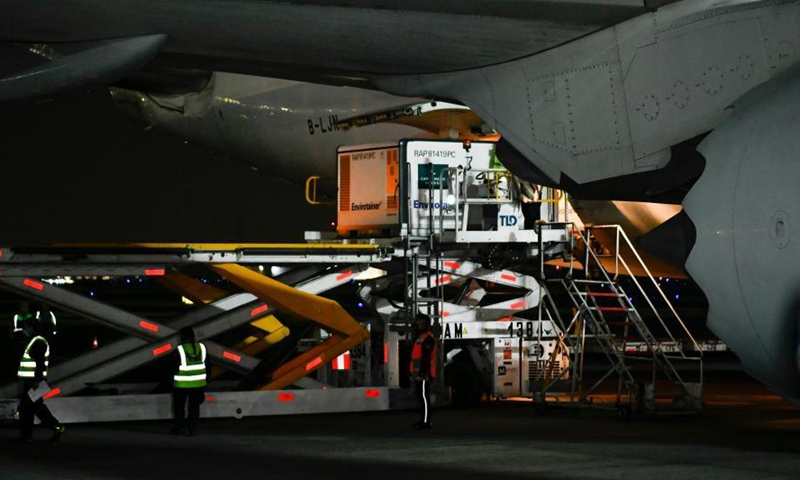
[357,302,364,308]
[665,278,670,283]
[126,278,131,284]
[90,291,95,297]
[675,294,680,300]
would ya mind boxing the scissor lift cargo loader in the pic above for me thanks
[0,139,703,422]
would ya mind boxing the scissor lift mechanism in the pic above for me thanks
[0,244,391,422]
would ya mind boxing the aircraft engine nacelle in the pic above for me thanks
[684,67,800,402]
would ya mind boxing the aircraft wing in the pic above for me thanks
[0,0,679,100]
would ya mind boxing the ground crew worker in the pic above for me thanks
[409,313,437,430]
[512,176,542,229]
[35,305,57,337]
[18,321,64,442]
[171,327,207,436]
[13,301,33,336]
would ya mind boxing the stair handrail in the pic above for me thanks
[586,225,703,356]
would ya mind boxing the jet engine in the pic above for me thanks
[683,67,800,402]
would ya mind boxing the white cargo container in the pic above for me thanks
[337,139,523,237]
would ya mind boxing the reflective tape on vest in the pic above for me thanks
[17,336,50,379]
[174,342,207,389]
[173,373,208,382]
[14,313,33,332]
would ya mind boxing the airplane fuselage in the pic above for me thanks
[114,73,434,186]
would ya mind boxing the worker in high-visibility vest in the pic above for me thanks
[409,313,437,430]
[171,327,207,436]
[12,301,33,336]
[35,305,57,337]
[17,321,64,442]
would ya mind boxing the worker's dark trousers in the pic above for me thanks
[18,380,60,440]
[521,202,541,229]
[415,379,431,425]
[173,387,205,433]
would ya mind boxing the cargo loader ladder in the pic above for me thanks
[534,224,703,417]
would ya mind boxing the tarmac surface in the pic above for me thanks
[1,372,799,480]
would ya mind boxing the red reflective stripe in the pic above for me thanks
[43,388,61,399]
[585,292,618,297]
[153,344,172,356]
[500,274,517,282]
[365,389,381,398]
[0,249,3,258]
[223,351,242,363]
[145,268,165,276]
[499,316,512,322]
[205,395,215,402]
[306,356,323,371]
[436,275,451,285]
[442,311,450,317]
[333,352,348,370]
[383,342,388,363]
[139,320,159,332]
[23,279,44,291]
[510,301,526,310]
[598,307,627,312]
[443,261,460,269]
[250,304,269,317]
[278,392,294,402]
[336,270,354,281]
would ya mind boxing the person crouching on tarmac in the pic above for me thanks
[410,313,437,430]
[171,327,207,436]
[17,320,64,442]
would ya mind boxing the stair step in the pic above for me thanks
[581,292,622,298]
[588,307,632,312]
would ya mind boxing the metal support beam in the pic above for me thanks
[1,387,389,423]
[0,243,392,265]
[211,264,370,391]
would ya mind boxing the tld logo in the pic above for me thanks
[499,215,518,227]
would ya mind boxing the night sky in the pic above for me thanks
[0,89,335,245]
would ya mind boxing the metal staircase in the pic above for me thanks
[535,224,703,417]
